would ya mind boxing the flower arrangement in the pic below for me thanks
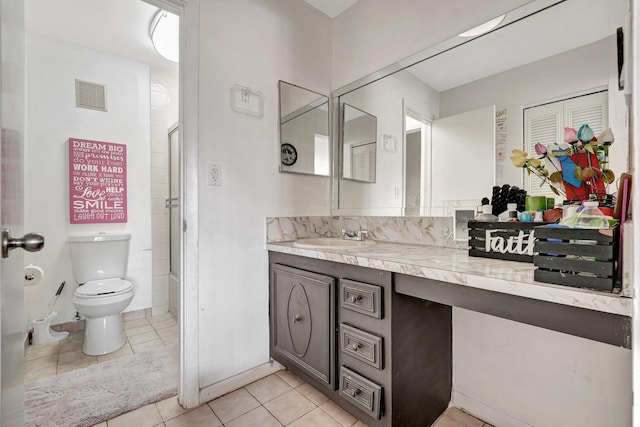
[510,124,615,200]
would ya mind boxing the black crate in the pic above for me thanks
[533,225,619,292]
[468,220,552,263]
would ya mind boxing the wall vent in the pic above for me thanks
[75,79,107,112]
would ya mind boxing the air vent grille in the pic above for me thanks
[75,79,107,112]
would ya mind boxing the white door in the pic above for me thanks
[431,105,496,215]
[1,1,27,425]
[404,130,421,216]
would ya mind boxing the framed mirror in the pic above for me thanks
[333,0,630,216]
[341,104,377,183]
[278,81,330,176]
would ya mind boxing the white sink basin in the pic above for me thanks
[293,237,376,249]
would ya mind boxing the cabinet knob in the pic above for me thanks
[350,388,361,397]
[350,295,362,303]
[292,315,302,323]
[351,343,361,351]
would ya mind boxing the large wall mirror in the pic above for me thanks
[334,0,630,216]
[279,81,330,176]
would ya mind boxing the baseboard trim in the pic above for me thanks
[198,360,284,405]
[452,390,532,427]
[121,307,153,322]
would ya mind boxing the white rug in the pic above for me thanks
[24,344,178,427]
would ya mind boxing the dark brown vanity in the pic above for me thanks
[269,246,632,426]
[269,251,452,427]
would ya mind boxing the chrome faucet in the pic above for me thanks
[341,229,368,241]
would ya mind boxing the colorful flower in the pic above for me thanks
[564,127,578,143]
[597,128,615,144]
[534,143,547,155]
[577,124,594,143]
[512,124,614,200]
[510,149,527,167]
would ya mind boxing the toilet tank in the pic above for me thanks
[68,232,131,284]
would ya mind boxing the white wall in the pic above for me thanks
[331,0,532,88]
[338,69,439,215]
[196,0,332,388]
[453,309,632,427]
[24,33,152,325]
[440,36,628,189]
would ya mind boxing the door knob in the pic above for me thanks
[1,229,44,258]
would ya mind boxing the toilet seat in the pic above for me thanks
[74,278,133,298]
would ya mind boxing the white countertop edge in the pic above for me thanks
[266,242,632,317]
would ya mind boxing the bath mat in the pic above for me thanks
[24,344,178,427]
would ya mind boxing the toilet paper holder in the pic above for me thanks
[24,264,44,286]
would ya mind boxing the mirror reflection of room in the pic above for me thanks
[278,81,330,176]
[403,111,430,216]
[341,103,377,183]
[334,0,629,217]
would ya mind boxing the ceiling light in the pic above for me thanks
[458,14,506,38]
[150,9,179,62]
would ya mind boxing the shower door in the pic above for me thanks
[168,124,180,316]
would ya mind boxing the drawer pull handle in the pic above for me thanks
[350,343,361,351]
[292,315,302,323]
[350,388,362,397]
[350,295,362,303]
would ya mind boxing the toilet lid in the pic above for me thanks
[75,278,133,297]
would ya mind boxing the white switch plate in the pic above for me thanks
[208,163,222,186]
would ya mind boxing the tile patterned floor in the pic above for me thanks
[25,312,490,427]
[24,312,178,383]
[92,370,491,427]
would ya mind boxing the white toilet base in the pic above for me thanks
[82,314,126,356]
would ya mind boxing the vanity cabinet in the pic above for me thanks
[269,252,452,427]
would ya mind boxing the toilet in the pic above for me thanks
[69,232,135,356]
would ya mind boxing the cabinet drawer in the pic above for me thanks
[339,366,383,420]
[340,324,383,369]
[340,279,382,319]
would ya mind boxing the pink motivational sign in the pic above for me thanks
[69,138,127,224]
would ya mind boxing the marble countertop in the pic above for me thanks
[267,241,632,317]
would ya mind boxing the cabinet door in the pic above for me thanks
[272,264,335,386]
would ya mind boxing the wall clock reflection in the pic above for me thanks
[281,143,297,166]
